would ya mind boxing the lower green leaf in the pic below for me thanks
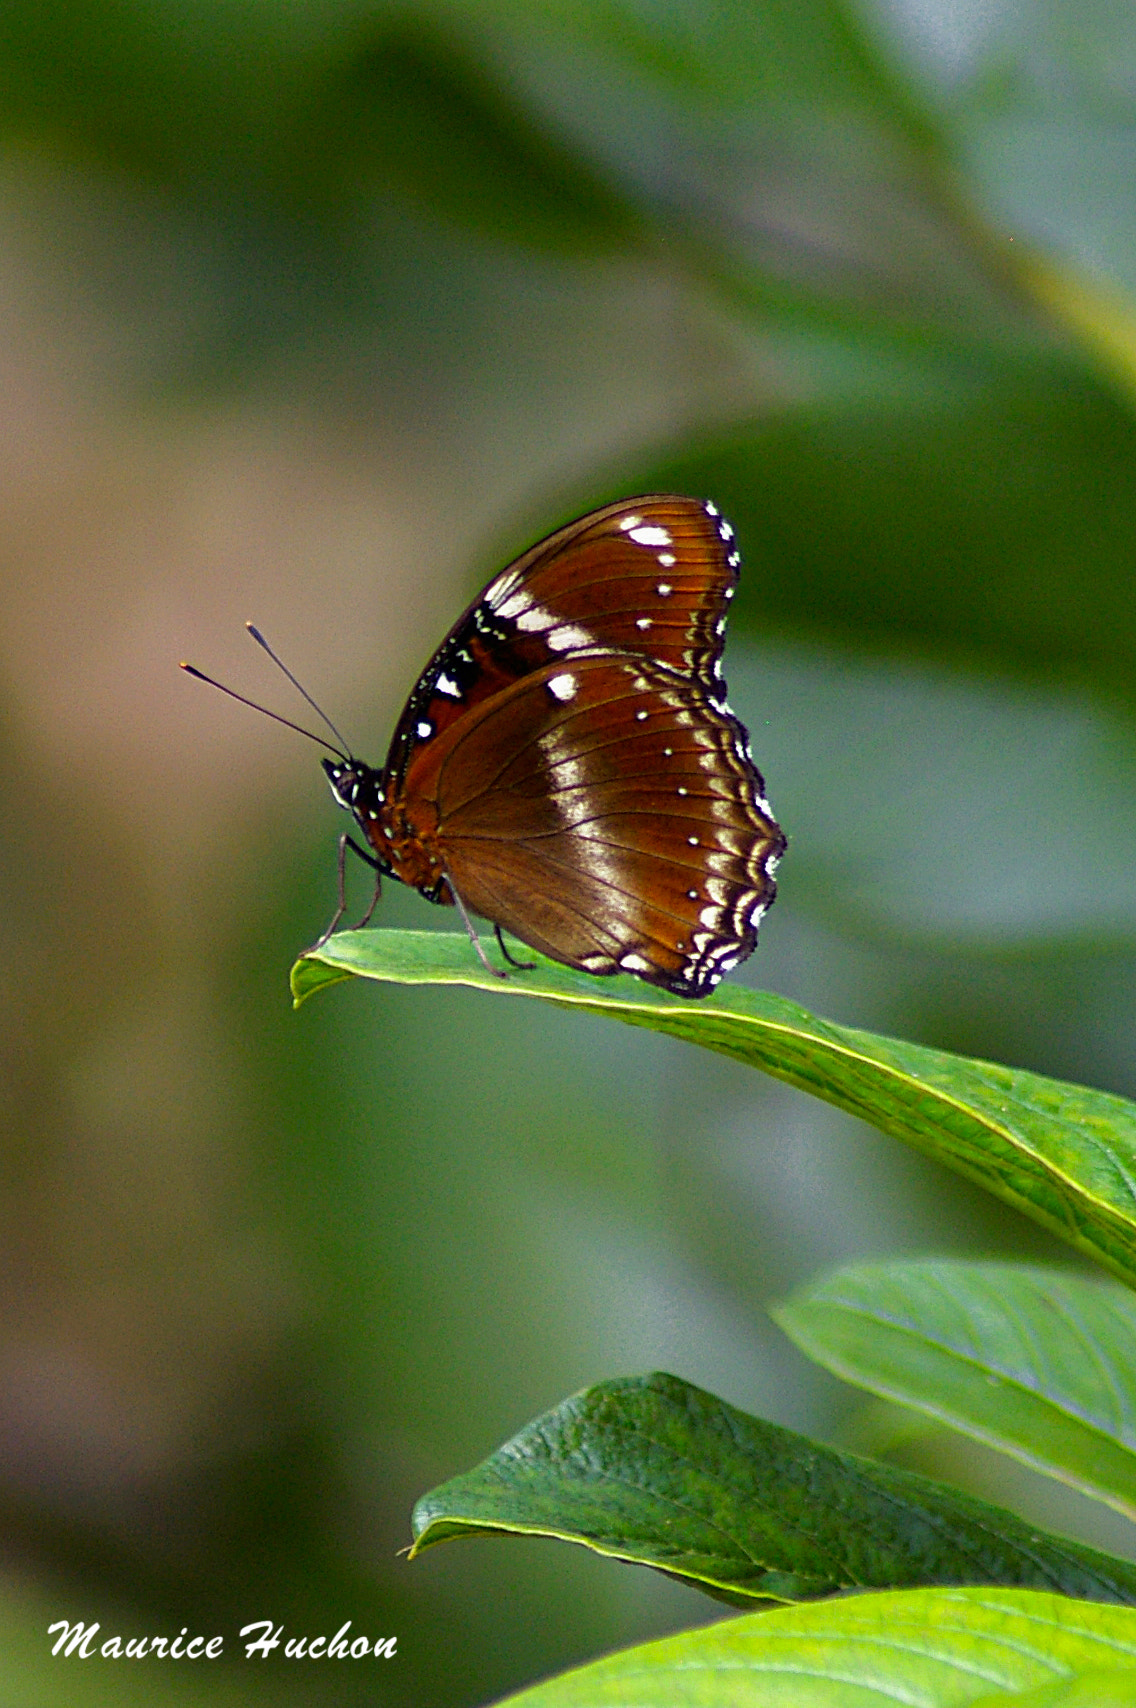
[410,1373,1136,1606]
[774,1259,1136,1522]
[492,1587,1136,1707]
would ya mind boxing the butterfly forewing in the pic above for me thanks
[480,495,740,685]
[382,496,741,795]
[406,654,782,997]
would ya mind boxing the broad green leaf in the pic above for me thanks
[282,18,644,254]
[492,1587,1136,1706]
[410,1373,1136,1605]
[489,2,1043,361]
[1022,256,1136,411]
[773,1260,1136,1522]
[508,0,939,119]
[726,644,1136,946]
[0,7,641,254]
[293,930,1136,1288]
[636,391,1136,695]
[970,1670,1136,1707]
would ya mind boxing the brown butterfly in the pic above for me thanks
[185,495,784,997]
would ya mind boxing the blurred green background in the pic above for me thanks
[4,0,1136,1701]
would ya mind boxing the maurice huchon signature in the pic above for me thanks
[49,1619,398,1660]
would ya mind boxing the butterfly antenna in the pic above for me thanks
[245,624,354,757]
[179,662,347,759]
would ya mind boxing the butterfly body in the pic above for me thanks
[323,495,785,999]
[323,758,448,900]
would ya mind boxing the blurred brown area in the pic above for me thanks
[0,112,781,1708]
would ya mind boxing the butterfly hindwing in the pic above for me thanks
[406,653,782,997]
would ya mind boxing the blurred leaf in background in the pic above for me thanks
[2,1,1136,1704]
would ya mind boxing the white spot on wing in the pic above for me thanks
[437,673,461,697]
[494,590,531,621]
[484,569,520,608]
[705,500,719,516]
[658,553,675,568]
[516,603,556,632]
[618,514,643,531]
[636,710,649,721]
[548,624,592,651]
[547,672,577,702]
[629,525,672,547]
[636,617,652,630]
[619,952,652,973]
[656,583,672,597]
[416,720,432,739]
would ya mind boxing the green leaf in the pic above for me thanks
[488,1,1035,362]
[969,1671,1136,1708]
[283,19,644,254]
[411,1373,1136,1606]
[774,1260,1136,1523]
[635,392,1136,697]
[726,644,1136,947]
[293,930,1136,1287]
[516,0,941,121]
[490,1586,1136,1706]
[1022,255,1136,415]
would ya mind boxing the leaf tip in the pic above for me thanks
[289,954,356,1008]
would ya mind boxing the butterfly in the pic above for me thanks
[184,495,784,998]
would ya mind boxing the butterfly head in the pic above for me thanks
[322,757,385,823]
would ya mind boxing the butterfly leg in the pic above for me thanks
[354,872,383,929]
[494,924,536,971]
[309,832,381,951]
[444,876,510,980]
[342,834,383,931]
